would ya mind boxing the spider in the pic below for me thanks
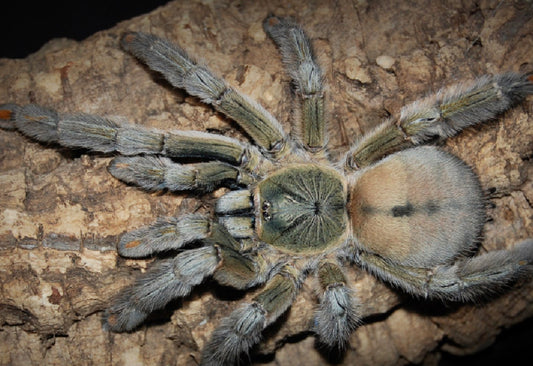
[1,15,532,366]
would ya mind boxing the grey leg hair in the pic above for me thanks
[346,72,533,169]
[399,72,533,143]
[106,222,269,332]
[263,15,326,152]
[104,246,219,332]
[355,239,533,301]
[215,189,253,214]
[118,215,211,258]
[206,222,269,289]
[108,156,253,192]
[121,32,288,156]
[314,261,360,348]
[201,267,301,366]
[217,216,254,238]
[0,103,267,169]
[215,190,255,238]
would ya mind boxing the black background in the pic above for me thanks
[1,1,170,58]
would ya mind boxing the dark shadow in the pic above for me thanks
[439,316,533,366]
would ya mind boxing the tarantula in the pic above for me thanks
[1,15,532,365]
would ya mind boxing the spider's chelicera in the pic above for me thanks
[1,15,532,366]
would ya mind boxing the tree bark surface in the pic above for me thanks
[0,1,532,365]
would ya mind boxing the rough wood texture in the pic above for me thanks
[1,0,532,365]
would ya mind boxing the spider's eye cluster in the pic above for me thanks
[261,201,272,221]
[255,164,347,253]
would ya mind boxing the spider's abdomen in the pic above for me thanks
[255,164,348,253]
[349,146,485,267]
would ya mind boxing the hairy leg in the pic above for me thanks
[354,239,533,301]
[314,261,360,348]
[117,215,210,258]
[104,245,219,331]
[201,266,301,366]
[107,222,268,331]
[108,156,254,192]
[263,15,326,152]
[0,103,267,171]
[121,32,289,156]
[208,222,269,289]
[345,73,533,170]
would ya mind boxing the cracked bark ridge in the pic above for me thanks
[1,0,532,365]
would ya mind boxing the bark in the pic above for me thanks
[1,0,532,365]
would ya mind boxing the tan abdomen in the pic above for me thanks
[349,146,485,267]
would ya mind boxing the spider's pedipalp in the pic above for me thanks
[345,72,533,170]
[121,32,288,155]
[118,215,210,258]
[202,267,301,365]
[215,189,255,238]
[215,189,253,214]
[314,261,360,348]
[108,156,253,192]
[104,245,219,332]
[356,239,533,301]
[264,15,326,152]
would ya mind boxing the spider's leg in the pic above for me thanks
[201,266,301,366]
[120,33,289,157]
[108,156,254,192]
[106,223,265,332]
[104,245,219,332]
[117,215,210,258]
[354,239,533,301]
[263,15,326,153]
[209,222,269,289]
[0,104,268,171]
[345,72,533,170]
[314,261,360,348]
[118,190,256,259]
